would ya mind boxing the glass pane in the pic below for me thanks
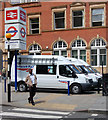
[31,24,39,29]
[61,51,67,56]
[54,12,64,18]
[92,15,103,22]
[72,41,76,47]
[102,40,106,46]
[31,30,39,34]
[92,22,102,26]
[92,8,104,15]
[100,49,106,54]
[63,42,67,47]
[82,41,86,46]
[100,55,106,65]
[91,55,97,66]
[55,18,65,29]
[91,49,97,54]
[30,18,39,23]
[91,40,95,46]
[73,17,83,27]
[96,39,100,46]
[80,50,86,62]
[58,41,62,48]
[77,40,81,47]
[54,43,57,48]
[72,50,78,58]
[73,11,83,16]
[54,51,59,55]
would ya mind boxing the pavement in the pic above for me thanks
[0,80,108,114]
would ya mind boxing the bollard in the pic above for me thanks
[68,81,70,96]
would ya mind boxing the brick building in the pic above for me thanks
[0,0,108,73]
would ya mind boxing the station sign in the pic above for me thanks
[5,40,26,50]
[5,24,26,41]
[5,7,26,25]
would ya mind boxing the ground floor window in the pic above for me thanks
[91,49,106,66]
[53,41,67,57]
[72,49,86,62]
[91,38,106,66]
[29,44,41,55]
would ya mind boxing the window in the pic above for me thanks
[10,0,38,4]
[29,44,41,55]
[91,8,104,27]
[53,41,67,57]
[36,65,56,75]
[29,18,39,34]
[72,10,84,28]
[54,11,65,29]
[91,38,106,66]
[59,65,73,77]
[71,40,86,61]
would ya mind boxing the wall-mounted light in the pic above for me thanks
[46,46,48,49]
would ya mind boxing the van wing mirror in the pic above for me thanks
[72,72,78,78]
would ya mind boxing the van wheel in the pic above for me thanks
[18,82,27,92]
[70,84,82,94]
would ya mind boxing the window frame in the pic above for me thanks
[72,10,84,28]
[70,6,85,29]
[52,8,66,30]
[36,65,57,75]
[90,4,106,27]
[53,41,67,57]
[29,44,41,55]
[28,14,40,35]
[90,38,106,67]
[71,39,86,61]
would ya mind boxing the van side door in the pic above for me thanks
[36,65,58,88]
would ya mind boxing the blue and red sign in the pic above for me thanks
[6,26,18,37]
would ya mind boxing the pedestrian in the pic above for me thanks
[2,67,6,80]
[25,68,37,106]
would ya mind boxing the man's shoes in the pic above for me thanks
[28,98,31,103]
[32,102,35,106]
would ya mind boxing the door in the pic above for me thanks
[57,65,74,89]
[36,65,58,88]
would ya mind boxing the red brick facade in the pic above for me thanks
[0,1,108,73]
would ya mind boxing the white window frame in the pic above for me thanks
[90,4,106,27]
[70,6,85,29]
[72,10,84,28]
[71,40,86,61]
[29,44,41,55]
[91,38,106,67]
[28,15,40,35]
[52,8,66,30]
[53,41,67,57]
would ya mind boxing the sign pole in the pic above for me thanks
[15,50,17,92]
[6,33,11,102]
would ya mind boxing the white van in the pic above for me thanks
[67,58,102,88]
[11,55,93,94]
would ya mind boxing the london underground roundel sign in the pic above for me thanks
[20,27,26,38]
[6,26,18,37]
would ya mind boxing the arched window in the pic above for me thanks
[71,40,86,61]
[53,41,67,57]
[91,38,106,66]
[29,44,41,55]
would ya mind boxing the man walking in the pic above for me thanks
[25,68,37,106]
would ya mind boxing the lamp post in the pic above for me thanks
[6,33,11,102]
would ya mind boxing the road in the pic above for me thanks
[0,105,107,120]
